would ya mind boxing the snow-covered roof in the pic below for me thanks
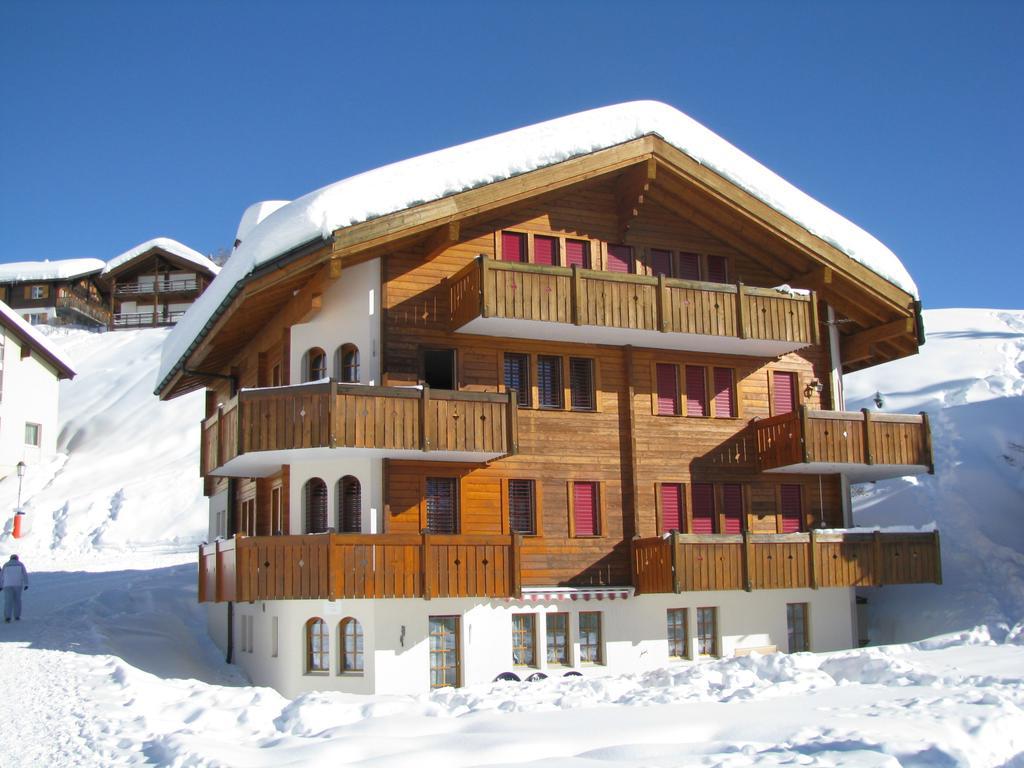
[159,100,918,390]
[102,237,220,276]
[0,258,105,283]
[0,301,76,378]
[234,201,290,246]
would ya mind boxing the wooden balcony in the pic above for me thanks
[55,293,111,326]
[114,277,201,296]
[202,382,519,477]
[198,532,522,603]
[631,530,942,594]
[111,310,186,328]
[448,255,818,356]
[753,406,933,482]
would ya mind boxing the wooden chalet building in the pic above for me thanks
[157,102,939,697]
[0,258,110,328]
[103,238,220,330]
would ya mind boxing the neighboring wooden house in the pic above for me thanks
[0,259,109,329]
[103,238,220,330]
[0,301,76,478]
[157,101,939,697]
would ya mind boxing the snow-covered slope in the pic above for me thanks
[0,327,206,571]
[847,309,1024,643]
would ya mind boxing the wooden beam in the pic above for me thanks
[792,265,833,293]
[329,256,343,280]
[842,317,915,363]
[423,221,461,260]
[616,158,657,241]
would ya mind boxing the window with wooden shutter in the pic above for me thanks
[606,244,633,273]
[534,235,558,266]
[537,355,563,409]
[780,484,803,533]
[338,475,361,533]
[504,353,531,407]
[712,367,735,418]
[655,363,679,416]
[691,483,715,534]
[572,481,599,536]
[773,371,797,415]
[685,365,708,417]
[304,478,328,533]
[722,483,743,534]
[678,252,701,281]
[426,477,458,534]
[660,483,684,533]
[705,255,728,283]
[501,231,526,263]
[565,239,591,269]
[651,249,673,277]
[569,357,595,411]
[508,479,536,535]
[787,603,809,653]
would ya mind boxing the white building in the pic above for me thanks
[0,301,76,478]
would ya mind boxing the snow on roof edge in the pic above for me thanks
[102,237,220,276]
[0,301,76,377]
[235,201,291,246]
[0,258,105,283]
[158,100,919,390]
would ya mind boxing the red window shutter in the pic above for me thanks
[651,249,672,277]
[780,484,803,533]
[655,363,679,415]
[678,252,701,281]
[691,483,714,533]
[660,483,683,533]
[534,235,558,266]
[606,244,633,273]
[573,482,599,536]
[712,367,735,418]
[569,357,595,411]
[773,371,796,415]
[706,255,728,283]
[565,239,590,269]
[685,366,708,417]
[722,483,743,534]
[502,232,526,263]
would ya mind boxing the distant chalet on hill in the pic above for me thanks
[156,101,939,697]
[0,238,219,331]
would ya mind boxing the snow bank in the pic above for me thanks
[0,300,77,374]
[234,200,290,245]
[102,236,220,276]
[0,257,104,282]
[158,100,918,390]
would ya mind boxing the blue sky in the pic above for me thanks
[1,1,1021,310]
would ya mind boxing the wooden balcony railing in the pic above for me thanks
[754,406,934,473]
[448,255,818,347]
[111,310,187,328]
[115,278,201,296]
[198,532,523,603]
[201,382,519,474]
[631,530,942,594]
[55,293,111,325]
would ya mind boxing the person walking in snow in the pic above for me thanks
[1,554,29,622]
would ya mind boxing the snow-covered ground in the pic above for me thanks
[0,313,1020,767]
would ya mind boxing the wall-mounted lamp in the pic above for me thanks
[804,379,824,398]
[873,391,885,409]
[400,625,406,648]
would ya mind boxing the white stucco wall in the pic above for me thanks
[289,258,380,386]
[0,329,62,478]
[226,587,855,698]
[289,457,383,534]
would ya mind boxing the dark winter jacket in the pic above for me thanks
[0,560,28,588]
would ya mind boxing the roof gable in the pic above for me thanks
[102,238,219,278]
[0,301,76,379]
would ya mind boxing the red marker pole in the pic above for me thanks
[12,510,24,539]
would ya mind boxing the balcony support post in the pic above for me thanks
[872,530,883,585]
[421,530,433,600]
[810,290,821,346]
[479,255,490,319]
[742,529,752,592]
[933,530,943,584]
[799,405,811,463]
[571,265,582,326]
[420,385,432,452]
[920,411,935,474]
[505,390,519,455]
[808,529,819,589]
[510,533,523,599]
[657,274,668,332]
[671,532,681,594]
[328,379,338,448]
[735,282,747,339]
[862,408,875,465]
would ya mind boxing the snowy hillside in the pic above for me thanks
[847,309,1024,644]
[0,327,207,570]
[0,312,1022,766]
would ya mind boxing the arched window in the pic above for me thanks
[336,475,361,533]
[335,343,360,383]
[306,617,329,673]
[304,478,328,533]
[303,347,327,382]
[339,617,364,673]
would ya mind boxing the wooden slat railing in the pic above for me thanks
[448,255,816,346]
[201,383,518,474]
[630,530,942,594]
[198,532,522,603]
[754,406,933,471]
